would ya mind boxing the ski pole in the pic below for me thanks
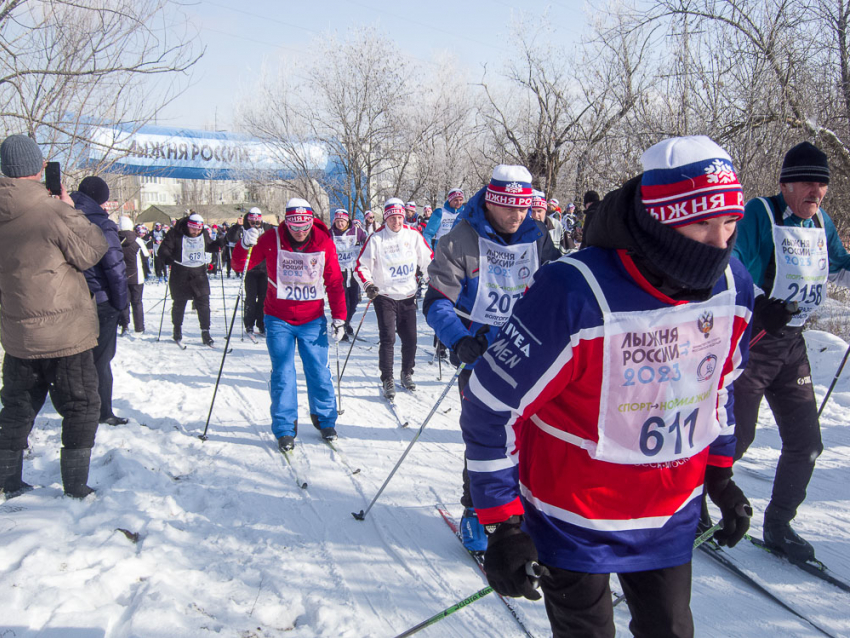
[353,363,465,521]
[818,341,850,418]
[392,562,542,638]
[336,338,344,416]
[156,279,170,341]
[339,300,372,383]
[438,342,443,381]
[219,264,228,334]
[200,246,253,441]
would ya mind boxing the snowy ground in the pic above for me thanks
[1,276,850,637]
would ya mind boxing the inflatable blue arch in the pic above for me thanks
[80,123,355,213]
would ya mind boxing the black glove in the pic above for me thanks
[753,295,797,337]
[705,465,752,548]
[454,326,490,365]
[365,284,379,300]
[483,517,543,600]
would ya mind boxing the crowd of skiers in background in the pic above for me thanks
[1,129,847,638]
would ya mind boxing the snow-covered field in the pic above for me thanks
[2,277,850,637]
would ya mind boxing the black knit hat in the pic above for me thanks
[583,190,600,205]
[78,175,110,205]
[780,142,830,184]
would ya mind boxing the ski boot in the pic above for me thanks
[201,330,214,347]
[382,377,396,401]
[401,371,416,391]
[277,436,295,452]
[321,427,338,442]
[764,519,816,562]
[460,507,488,553]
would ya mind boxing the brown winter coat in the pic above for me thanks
[0,178,108,359]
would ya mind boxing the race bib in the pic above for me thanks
[333,234,359,271]
[468,238,538,327]
[380,234,418,283]
[435,210,459,241]
[570,259,736,465]
[276,248,326,301]
[766,201,828,327]
[180,235,210,268]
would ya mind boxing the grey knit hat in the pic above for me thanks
[0,134,44,178]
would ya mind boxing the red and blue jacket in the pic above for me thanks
[460,247,753,573]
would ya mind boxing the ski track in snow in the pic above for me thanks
[0,278,849,637]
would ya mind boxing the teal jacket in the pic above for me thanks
[733,192,850,289]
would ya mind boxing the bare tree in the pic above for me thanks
[0,0,202,181]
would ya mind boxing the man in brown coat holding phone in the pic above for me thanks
[0,134,108,500]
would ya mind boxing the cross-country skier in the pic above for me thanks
[423,188,465,249]
[530,190,568,254]
[731,141,850,562]
[355,198,433,399]
[330,208,368,341]
[232,198,346,452]
[159,213,220,347]
[230,207,273,337]
[424,166,560,552]
[461,136,754,637]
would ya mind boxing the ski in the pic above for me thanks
[746,535,850,594]
[245,332,258,344]
[173,339,187,350]
[323,439,361,475]
[697,541,837,637]
[280,448,308,489]
[435,504,537,638]
[386,397,410,428]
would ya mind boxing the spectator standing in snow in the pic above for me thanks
[425,166,559,553]
[71,176,130,427]
[0,134,108,499]
[151,222,168,282]
[462,136,754,637]
[580,190,601,248]
[330,208,368,341]
[232,198,347,452]
[731,141,850,562]
[158,213,220,347]
[356,198,433,399]
[423,188,465,249]
[117,216,150,335]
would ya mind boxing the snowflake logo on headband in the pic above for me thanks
[506,182,523,193]
[704,160,736,184]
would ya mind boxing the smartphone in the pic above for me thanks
[45,161,61,196]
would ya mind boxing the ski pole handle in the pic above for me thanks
[525,560,545,589]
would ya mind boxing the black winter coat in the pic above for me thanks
[71,191,128,311]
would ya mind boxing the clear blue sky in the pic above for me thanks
[158,0,589,130]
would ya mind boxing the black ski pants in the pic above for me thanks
[154,253,168,278]
[540,561,694,638]
[244,270,267,332]
[373,295,417,381]
[120,283,145,332]
[172,295,211,332]
[733,328,823,525]
[343,272,361,325]
[94,302,121,421]
[0,350,100,451]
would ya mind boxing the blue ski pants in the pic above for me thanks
[265,314,337,438]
